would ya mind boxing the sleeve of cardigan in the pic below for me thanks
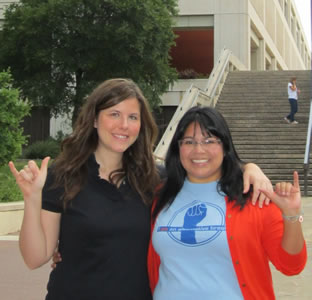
[147,230,160,293]
[261,203,307,275]
[147,197,161,294]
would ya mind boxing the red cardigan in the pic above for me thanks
[148,197,307,299]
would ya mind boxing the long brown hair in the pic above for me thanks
[52,78,160,207]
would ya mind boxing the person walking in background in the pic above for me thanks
[9,78,273,300]
[284,77,300,124]
[148,106,307,300]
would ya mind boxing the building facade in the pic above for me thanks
[170,0,310,76]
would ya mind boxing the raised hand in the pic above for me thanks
[8,157,50,200]
[260,171,301,216]
[181,204,207,244]
[183,204,207,227]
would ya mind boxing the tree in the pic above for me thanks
[0,0,178,125]
[0,70,30,166]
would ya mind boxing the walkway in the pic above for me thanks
[0,198,311,300]
[271,196,312,299]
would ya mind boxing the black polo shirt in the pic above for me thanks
[42,154,152,300]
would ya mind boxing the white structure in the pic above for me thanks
[50,113,73,138]
[0,0,14,26]
[171,0,310,72]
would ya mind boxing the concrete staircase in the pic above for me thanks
[216,70,312,195]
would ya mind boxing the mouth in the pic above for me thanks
[113,134,128,140]
[192,159,209,164]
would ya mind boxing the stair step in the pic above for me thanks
[216,70,312,195]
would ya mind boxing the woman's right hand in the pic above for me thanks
[8,157,50,200]
[51,250,62,269]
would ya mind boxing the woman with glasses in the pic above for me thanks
[148,106,307,300]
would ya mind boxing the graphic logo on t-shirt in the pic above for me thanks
[157,200,225,247]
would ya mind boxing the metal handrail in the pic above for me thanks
[153,47,246,161]
[153,85,199,161]
[204,48,231,99]
[303,98,312,196]
[203,47,246,107]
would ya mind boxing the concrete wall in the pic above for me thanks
[0,202,23,236]
[176,0,311,71]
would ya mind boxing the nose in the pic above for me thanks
[119,116,128,129]
[192,142,206,152]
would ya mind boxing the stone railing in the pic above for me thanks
[0,201,23,236]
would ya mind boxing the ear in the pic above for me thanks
[94,118,98,128]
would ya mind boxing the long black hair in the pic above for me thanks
[152,106,251,219]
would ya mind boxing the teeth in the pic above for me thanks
[192,159,208,163]
[114,134,127,139]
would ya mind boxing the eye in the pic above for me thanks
[205,138,221,145]
[110,112,120,118]
[203,139,215,145]
[183,139,194,145]
[129,114,139,121]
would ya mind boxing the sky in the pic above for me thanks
[293,0,311,49]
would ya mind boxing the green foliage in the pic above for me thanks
[0,0,178,124]
[0,160,46,203]
[0,164,23,202]
[178,69,209,79]
[0,70,31,167]
[54,130,68,143]
[23,137,61,159]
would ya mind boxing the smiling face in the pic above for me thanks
[94,97,141,158]
[179,122,224,183]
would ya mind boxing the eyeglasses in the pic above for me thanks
[178,138,222,149]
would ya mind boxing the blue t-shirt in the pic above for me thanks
[152,179,243,300]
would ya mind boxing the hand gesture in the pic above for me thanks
[183,204,207,228]
[8,157,50,200]
[259,171,301,216]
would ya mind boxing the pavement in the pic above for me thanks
[271,196,312,300]
[0,236,50,300]
[0,198,311,300]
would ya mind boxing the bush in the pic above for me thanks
[23,138,60,159]
[0,161,24,202]
[0,69,31,167]
[0,172,23,202]
[0,160,48,203]
[178,69,200,79]
[178,68,209,79]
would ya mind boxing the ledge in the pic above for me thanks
[0,201,24,235]
[0,201,24,212]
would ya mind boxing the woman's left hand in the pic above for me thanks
[259,171,301,216]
